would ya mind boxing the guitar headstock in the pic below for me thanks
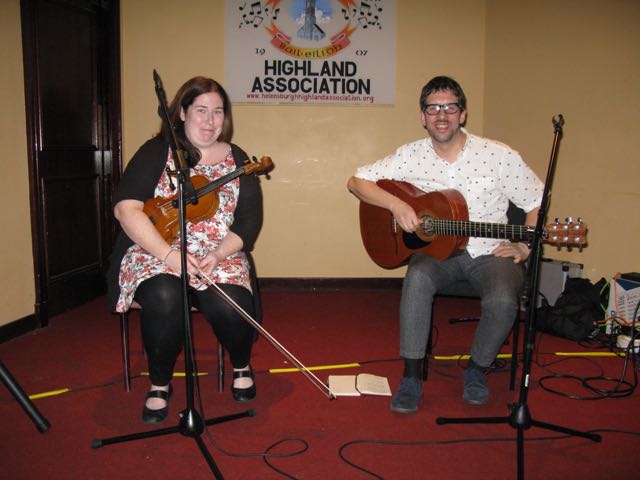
[245,155,274,178]
[544,217,587,249]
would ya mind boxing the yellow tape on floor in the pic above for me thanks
[24,352,626,399]
[140,371,208,377]
[555,352,623,357]
[434,353,513,361]
[270,363,361,374]
[29,388,70,400]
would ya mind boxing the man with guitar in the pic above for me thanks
[347,76,544,413]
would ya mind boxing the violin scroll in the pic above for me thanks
[246,155,274,179]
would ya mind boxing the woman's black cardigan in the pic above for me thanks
[106,136,263,315]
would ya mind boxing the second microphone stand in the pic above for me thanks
[435,115,601,480]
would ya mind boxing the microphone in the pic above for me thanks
[154,69,171,121]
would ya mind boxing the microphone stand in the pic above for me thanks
[435,115,601,480]
[0,361,50,433]
[92,71,254,479]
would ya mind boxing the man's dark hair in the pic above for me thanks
[419,76,467,112]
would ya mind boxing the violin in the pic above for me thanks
[143,155,273,242]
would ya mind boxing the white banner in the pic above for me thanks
[225,0,396,105]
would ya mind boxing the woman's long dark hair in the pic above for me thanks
[159,76,234,167]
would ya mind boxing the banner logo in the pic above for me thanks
[237,0,384,59]
[227,0,395,105]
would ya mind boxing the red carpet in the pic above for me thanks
[1,290,639,479]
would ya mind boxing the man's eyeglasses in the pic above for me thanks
[424,103,462,115]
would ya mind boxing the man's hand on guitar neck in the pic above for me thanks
[493,206,538,263]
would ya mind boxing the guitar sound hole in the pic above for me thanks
[403,232,430,250]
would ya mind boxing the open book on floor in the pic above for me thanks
[328,373,392,397]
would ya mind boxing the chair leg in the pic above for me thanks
[120,309,225,393]
[423,322,433,381]
[217,343,224,393]
[120,312,131,392]
[509,313,521,391]
[448,316,480,324]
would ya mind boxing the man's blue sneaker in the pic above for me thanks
[463,365,489,404]
[390,376,423,413]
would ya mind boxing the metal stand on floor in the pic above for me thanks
[0,361,50,433]
[435,115,601,480]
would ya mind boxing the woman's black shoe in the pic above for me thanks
[141,385,172,424]
[231,368,256,402]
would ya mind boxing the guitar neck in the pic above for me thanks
[427,218,534,243]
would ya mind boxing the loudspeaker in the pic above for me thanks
[537,258,583,307]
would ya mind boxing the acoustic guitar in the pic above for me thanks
[359,180,587,269]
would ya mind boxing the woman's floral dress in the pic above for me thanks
[115,148,251,313]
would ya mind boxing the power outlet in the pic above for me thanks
[616,334,640,353]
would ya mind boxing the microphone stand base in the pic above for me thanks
[91,407,255,480]
[436,403,601,480]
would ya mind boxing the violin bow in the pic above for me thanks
[196,270,336,400]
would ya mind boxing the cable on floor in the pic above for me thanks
[338,428,640,480]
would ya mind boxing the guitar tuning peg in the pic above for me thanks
[565,216,573,223]
[554,217,559,223]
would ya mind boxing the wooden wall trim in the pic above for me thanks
[0,315,39,344]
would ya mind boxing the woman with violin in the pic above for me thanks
[107,76,263,424]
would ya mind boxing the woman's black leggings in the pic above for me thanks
[134,274,256,386]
